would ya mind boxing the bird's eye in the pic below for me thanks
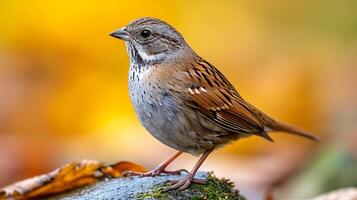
[140,29,151,38]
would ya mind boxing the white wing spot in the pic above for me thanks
[194,88,200,94]
[200,87,207,93]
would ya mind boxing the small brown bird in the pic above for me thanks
[110,17,318,191]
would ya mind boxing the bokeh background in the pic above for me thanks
[1,0,356,199]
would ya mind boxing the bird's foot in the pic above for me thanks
[164,174,207,191]
[122,168,188,178]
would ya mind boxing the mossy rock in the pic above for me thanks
[47,172,246,200]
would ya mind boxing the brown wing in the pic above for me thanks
[185,58,273,141]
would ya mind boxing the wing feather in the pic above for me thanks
[185,58,272,141]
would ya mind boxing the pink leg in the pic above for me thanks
[164,149,213,191]
[122,151,188,177]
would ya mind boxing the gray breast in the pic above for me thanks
[128,64,200,153]
[128,65,176,127]
[128,65,176,121]
[128,64,240,155]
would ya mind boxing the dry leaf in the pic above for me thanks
[0,159,146,200]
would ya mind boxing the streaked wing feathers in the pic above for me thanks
[185,58,271,140]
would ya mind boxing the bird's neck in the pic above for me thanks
[127,43,194,67]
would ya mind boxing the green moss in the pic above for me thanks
[189,173,245,200]
[136,186,170,199]
[136,173,246,200]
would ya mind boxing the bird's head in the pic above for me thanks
[110,17,190,65]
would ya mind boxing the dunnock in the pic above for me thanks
[110,17,318,191]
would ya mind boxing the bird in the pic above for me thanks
[110,17,318,191]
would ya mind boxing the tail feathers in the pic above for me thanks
[269,120,319,142]
[246,102,319,142]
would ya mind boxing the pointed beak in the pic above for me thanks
[110,27,130,41]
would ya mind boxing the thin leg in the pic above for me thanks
[164,149,214,191]
[122,151,188,177]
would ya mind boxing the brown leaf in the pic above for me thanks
[0,159,146,200]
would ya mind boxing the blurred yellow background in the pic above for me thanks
[0,0,356,199]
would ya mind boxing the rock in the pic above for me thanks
[46,172,246,200]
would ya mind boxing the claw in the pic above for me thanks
[164,175,207,191]
[122,168,188,178]
[192,178,207,184]
[164,178,189,191]
[122,151,185,178]
[122,171,144,177]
